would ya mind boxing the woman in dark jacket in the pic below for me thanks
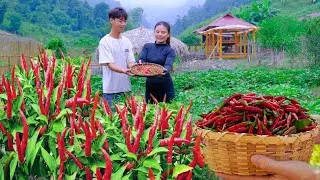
[138,21,176,103]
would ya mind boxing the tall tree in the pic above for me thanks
[93,2,109,21]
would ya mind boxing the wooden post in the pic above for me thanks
[244,32,247,57]
[205,32,209,59]
[219,30,223,59]
[235,32,238,57]
[239,33,242,54]
[212,33,215,58]
[253,30,257,58]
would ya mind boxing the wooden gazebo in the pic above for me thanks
[195,13,258,59]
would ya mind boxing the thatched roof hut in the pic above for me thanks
[122,27,189,57]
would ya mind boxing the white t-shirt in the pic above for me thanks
[98,34,135,94]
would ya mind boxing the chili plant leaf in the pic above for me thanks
[143,158,162,171]
[172,164,193,178]
[111,165,126,180]
[147,147,168,157]
[26,131,39,165]
[40,146,57,173]
[295,119,312,129]
[9,154,18,180]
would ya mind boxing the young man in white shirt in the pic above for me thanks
[98,7,135,106]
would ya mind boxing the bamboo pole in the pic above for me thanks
[235,32,238,56]
[253,30,256,58]
[212,33,215,58]
[219,30,223,59]
[244,32,247,57]
[205,32,209,59]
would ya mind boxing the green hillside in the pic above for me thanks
[178,0,320,43]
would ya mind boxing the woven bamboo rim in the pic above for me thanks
[194,115,320,176]
[131,63,164,77]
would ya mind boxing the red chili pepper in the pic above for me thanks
[85,167,92,180]
[263,125,272,136]
[286,112,292,128]
[133,106,142,130]
[85,78,92,105]
[125,162,135,171]
[58,162,64,180]
[146,125,157,155]
[82,122,92,157]
[65,150,84,169]
[125,127,133,153]
[16,133,24,163]
[69,128,74,146]
[148,168,156,180]
[4,79,12,119]
[161,167,173,180]
[174,105,184,122]
[257,119,263,135]
[227,122,247,132]
[19,109,29,154]
[232,106,263,114]
[185,100,193,115]
[55,80,64,117]
[132,119,144,153]
[150,93,159,104]
[160,138,190,147]
[96,168,103,180]
[166,135,175,164]
[65,97,89,108]
[101,148,112,180]
[224,94,242,104]
[284,107,299,113]
[261,101,278,110]
[0,122,6,134]
[38,126,47,136]
[90,91,100,139]
[11,66,16,99]
[185,117,192,143]
[299,125,316,132]
[20,53,28,72]
[96,121,109,150]
[7,132,14,151]
[101,99,112,121]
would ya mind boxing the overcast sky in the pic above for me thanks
[115,0,204,9]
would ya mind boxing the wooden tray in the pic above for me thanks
[131,63,165,77]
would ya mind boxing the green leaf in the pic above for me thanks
[73,136,82,154]
[9,154,18,180]
[56,108,72,120]
[143,158,162,171]
[65,172,77,180]
[110,154,124,161]
[36,115,48,124]
[111,165,126,180]
[0,94,7,100]
[0,167,4,180]
[30,139,43,168]
[93,134,108,151]
[136,166,148,174]
[40,146,57,173]
[121,173,131,180]
[48,137,57,158]
[26,131,39,165]
[52,120,65,132]
[13,95,23,113]
[31,104,40,115]
[115,143,128,152]
[172,165,193,178]
[27,115,39,125]
[142,128,150,144]
[295,119,312,129]
[125,152,137,161]
[147,147,168,157]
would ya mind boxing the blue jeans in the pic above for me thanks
[103,92,125,108]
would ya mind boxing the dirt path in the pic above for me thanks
[175,59,258,72]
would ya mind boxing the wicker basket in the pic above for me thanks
[194,116,320,176]
[131,63,165,77]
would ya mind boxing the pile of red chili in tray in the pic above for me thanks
[196,93,317,135]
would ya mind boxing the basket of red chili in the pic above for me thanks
[194,93,319,176]
[131,63,165,77]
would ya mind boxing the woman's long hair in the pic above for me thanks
[154,21,171,45]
